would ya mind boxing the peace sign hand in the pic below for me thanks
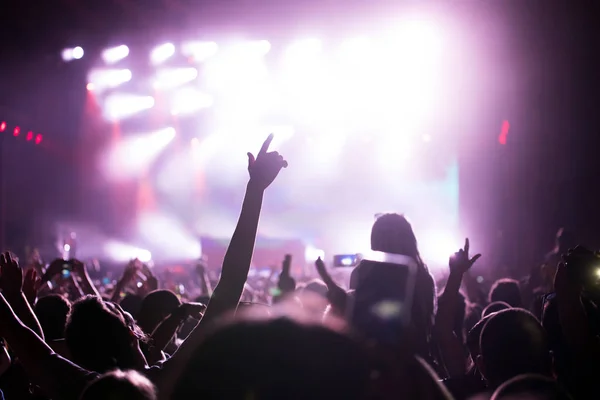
[247,134,288,190]
[449,238,481,275]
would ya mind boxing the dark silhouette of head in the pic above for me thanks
[137,290,181,335]
[173,318,370,400]
[370,213,419,256]
[555,228,576,253]
[65,296,147,373]
[80,370,156,400]
[34,294,71,341]
[479,309,551,388]
[483,301,511,318]
[302,279,328,298]
[491,374,572,400]
[489,279,522,308]
[119,294,144,320]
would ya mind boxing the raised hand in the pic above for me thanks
[247,134,288,190]
[315,257,348,314]
[69,259,87,276]
[41,259,66,283]
[0,252,24,296]
[22,269,41,306]
[449,238,481,275]
[278,254,296,293]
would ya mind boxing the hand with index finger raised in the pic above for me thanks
[247,134,288,190]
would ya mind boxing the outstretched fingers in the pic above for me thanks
[258,133,274,157]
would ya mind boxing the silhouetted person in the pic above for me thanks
[489,279,522,308]
[479,309,551,389]
[80,370,156,400]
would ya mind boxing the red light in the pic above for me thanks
[13,126,20,136]
[26,131,33,141]
[35,134,43,144]
[498,120,510,145]
[0,122,5,132]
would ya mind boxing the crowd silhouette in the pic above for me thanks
[0,134,597,399]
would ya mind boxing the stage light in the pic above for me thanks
[73,47,84,59]
[103,93,155,120]
[104,241,152,263]
[284,38,322,63]
[0,121,5,132]
[87,68,132,92]
[190,138,200,146]
[498,120,510,145]
[139,212,202,260]
[86,83,95,91]
[102,45,130,64]
[103,127,176,179]
[61,47,84,61]
[153,67,198,90]
[150,43,175,65]
[13,126,20,136]
[170,87,213,115]
[35,134,43,144]
[26,131,33,141]
[305,246,325,262]
[181,41,218,62]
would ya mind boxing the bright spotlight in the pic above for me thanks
[284,38,322,63]
[150,43,176,65]
[73,46,84,59]
[181,41,218,62]
[102,45,130,64]
[104,241,152,263]
[103,93,155,121]
[170,87,213,115]
[61,46,84,61]
[153,67,198,90]
[88,68,132,92]
[103,127,176,180]
[139,212,202,260]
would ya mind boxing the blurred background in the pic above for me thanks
[0,0,599,279]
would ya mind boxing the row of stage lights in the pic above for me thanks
[0,121,43,145]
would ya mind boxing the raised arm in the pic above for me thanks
[155,135,287,399]
[434,239,481,378]
[70,259,101,297]
[200,133,287,322]
[0,289,94,400]
[0,252,44,339]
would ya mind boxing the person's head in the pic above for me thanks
[137,290,181,335]
[65,296,147,373]
[173,317,371,400]
[301,279,328,298]
[370,213,419,257]
[34,294,71,341]
[489,279,522,308]
[119,294,143,320]
[491,374,572,400]
[80,370,156,400]
[479,309,551,388]
[483,301,511,318]
[555,228,576,252]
